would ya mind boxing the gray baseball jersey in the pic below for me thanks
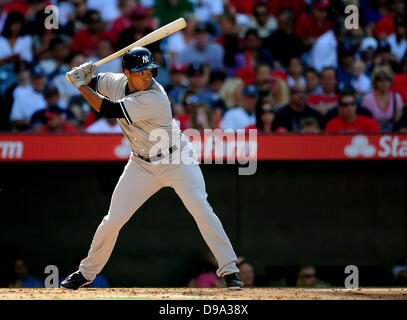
[78,72,239,282]
[95,72,182,157]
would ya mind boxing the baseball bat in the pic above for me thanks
[66,17,186,82]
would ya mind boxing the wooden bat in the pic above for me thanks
[66,18,186,82]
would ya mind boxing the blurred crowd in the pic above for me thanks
[0,0,407,134]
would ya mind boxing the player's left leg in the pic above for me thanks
[160,161,240,278]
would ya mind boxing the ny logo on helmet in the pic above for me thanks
[142,55,149,64]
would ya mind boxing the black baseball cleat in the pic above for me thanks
[223,272,244,290]
[60,270,92,290]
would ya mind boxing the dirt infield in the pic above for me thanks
[1,288,407,300]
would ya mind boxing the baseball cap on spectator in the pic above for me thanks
[269,69,288,82]
[14,60,30,73]
[194,22,210,34]
[44,105,64,118]
[171,62,187,73]
[44,84,59,97]
[31,65,45,78]
[243,85,259,98]
[376,41,391,53]
[186,63,204,77]
[313,0,330,9]
[360,37,378,52]
[130,6,147,20]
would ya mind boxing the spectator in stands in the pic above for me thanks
[190,0,224,24]
[253,63,272,95]
[301,117,321,133]
[310,17,346,73]
[264,9,305,68]
[237,259,255,287]
[391,55,407,107]
[218,77,244,110]
[190,103,215,132]
[304,68,322,95]
[87,0,121,23]
[245,2,277,39]
[7,256,43,288]
[267,72,290,110]
[38,37,70,82]
[220,85,258,131]
[326,89,380,133]
[118,6,159,53]
[273,84,324,132]
[246,100,276,134]
[30,85,78,132]
[90,39,122,74]
[9,65,47,131]
[1,60,31,131]
[351,60,372,96]
[0,11,33,64]
[86,117,122,133]
[374,0,405,39]
[267,0,307,20]
[52,52,87,109]
[176,22,224,70]
[215,12,241,77]
[374,40,400,73]
[166,62,188,106]
[294,0,332,48]
[307,67,338,115]
[362,66,403,131]
[188,252,223,288]
[287,57,306,88]
[71,10,114,58]
[359,37,378,75]
[154,0,194,27]
[63,0,89,35]
[200,69,227,110]
[182,63,211,105]
[235,29,274,73]
[110,0,138,37]
[167,14,197,64]
[296,266,317,287]
[39,105,79,133]
[387,14,407,63]
[173,90,198,131]
[336,41,357,90]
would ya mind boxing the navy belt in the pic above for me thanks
[136,145,176,163]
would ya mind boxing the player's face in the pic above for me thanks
[126,69,153,92]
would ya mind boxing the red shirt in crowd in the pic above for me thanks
[71,29,115,57]
[228,0,258,14]
[40,123,79,133]
[307,93,338,108]
[294,14,332,42]
[392,73,407,104]
[325,115,380,133]
[374,14,395,37]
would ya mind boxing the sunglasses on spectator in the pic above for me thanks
[290,89,306,94]
[301,273,316,278]
[375,76,391,82]
[339,101,356,107]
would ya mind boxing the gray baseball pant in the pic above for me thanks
[79,154,239,281]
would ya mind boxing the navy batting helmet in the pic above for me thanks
[122,47,158,77]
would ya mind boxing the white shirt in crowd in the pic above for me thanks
[310,30,338,73]
[0,35,33,62]
[190,0,224,22]
[52,73,80,105]
[9,85,46,121]
[220,107,256,131]
[351,73,371,94]
[87,0,120,22]
[287,75,306,88]
[86,118,122,134]
[387,34,407,62]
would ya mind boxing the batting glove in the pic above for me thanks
[66,67,86,88]
[80,62,96,84]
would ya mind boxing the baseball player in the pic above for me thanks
[61,47,243,290]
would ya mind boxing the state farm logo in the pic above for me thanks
[344,135,407,158]
[344,135,375,158]
[0,141,23,159]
